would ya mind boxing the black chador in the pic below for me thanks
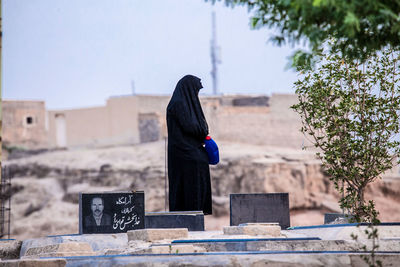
[166,75,212,215]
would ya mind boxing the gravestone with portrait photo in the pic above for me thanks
[79,191,145,234]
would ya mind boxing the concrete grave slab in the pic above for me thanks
[44,252,400,267]
[0,258,67,267]
[223,223,281,237]
[127,228,189,242]
[288,223,400,240]
[20,233,128,257]
[146,244,206,254]
[23,242,95,258]
[171,238,400,252]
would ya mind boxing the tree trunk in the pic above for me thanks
[356,186,366,221]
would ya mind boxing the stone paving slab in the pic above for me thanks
[14,225,400,262]
[100,237,400,256]
[18,229,305,258]
[146,244,206,254]
[105,238,391,256]
[171,239,400,252]
[127,228,188,242]
[223,223,281,237]
[288,224,400,240]
[40,252,400,267]
[19,231,229,258]
[24,242,95,259]
[0,258,66,267]
[172,237,321,243]
[20,234,128,257]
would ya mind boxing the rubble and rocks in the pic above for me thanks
[0,240,22,260]
[3,141,400,240]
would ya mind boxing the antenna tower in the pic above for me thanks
[210,11,221,95]
[131,80,136,95]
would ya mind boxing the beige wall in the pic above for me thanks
[4,94,398,175]
[133,95,224,140]
[135,95,170,138]
[268,94,305,148]
[2,101,48,149]
[4,94,307,149]
[47,96,140,148]
[106,96,139,145]
[215,106,272,145]
[206,94,305,148]
[200,97,220,139]
[136,95,170,114]
[48,106,109,148]
[269,93,299,119]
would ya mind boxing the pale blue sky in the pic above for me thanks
[3,0,299,109]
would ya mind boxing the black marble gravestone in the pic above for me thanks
[145,211,204,231]
[79,191,145,234]
[230,193,290,229]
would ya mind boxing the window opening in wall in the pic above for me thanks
[26,116,33,125]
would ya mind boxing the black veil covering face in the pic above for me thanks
[166,75,212,215]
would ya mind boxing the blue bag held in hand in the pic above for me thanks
[204,136,219,165]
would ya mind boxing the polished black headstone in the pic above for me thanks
[79,191,145,234]
[145,211,204,231]
[230,193,290,229]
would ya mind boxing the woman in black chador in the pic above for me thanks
[166,75,212,215]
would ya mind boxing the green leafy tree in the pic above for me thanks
[207,0,400,69]
[291,45,400,267]
[291,46,400,222]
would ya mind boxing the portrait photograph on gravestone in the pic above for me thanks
[79,191,145,234]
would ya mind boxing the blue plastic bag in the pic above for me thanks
[204,136,219,165]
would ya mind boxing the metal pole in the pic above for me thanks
[165,137,167,211]
[0,168,3,238]
[7,180,10,239]
[0,0,3,239]
[210,11,221,95]
[8,167,11,239]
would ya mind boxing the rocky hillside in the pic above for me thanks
[3,141,400,240]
